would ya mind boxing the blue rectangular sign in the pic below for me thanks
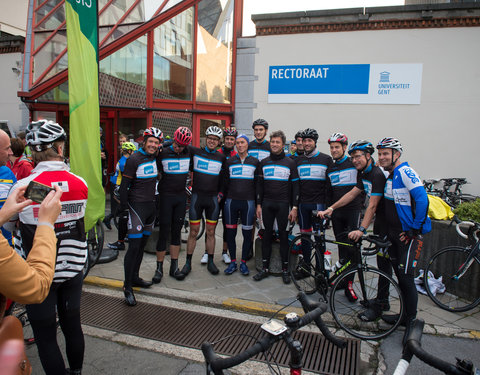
[268,64,370,95]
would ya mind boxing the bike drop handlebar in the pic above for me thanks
[201,292,347,374]
[405,319,471,375]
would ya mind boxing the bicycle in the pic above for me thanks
[82,219,105,278]
[5,302,35,346]
[202,291,347,375]
[289,212,404,340]
[393,318,479,375]
[422,218,480,312]
[423,178,478,208]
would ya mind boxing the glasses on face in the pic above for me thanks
[206,136,219,142]
[351,153,366,160]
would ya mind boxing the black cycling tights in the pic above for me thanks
[261,200,290,271]
[331,209,361,282]
[26,273,84,375]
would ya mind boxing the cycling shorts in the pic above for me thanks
[387,228,424,276]
[224,199,255,230]
[189,193,220,225]
[298,203,325,232]
[127,201,156,238]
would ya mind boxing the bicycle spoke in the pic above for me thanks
[425,246,480,312]
[330,268,404,340]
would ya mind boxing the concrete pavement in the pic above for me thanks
[36,221,479,374]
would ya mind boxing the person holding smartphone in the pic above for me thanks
[4,120,88,375]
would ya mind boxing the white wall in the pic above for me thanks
[0,52,28,135]
[252,27,480,194]
[0,0,28,36]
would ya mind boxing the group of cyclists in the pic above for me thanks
[115,116,431,346]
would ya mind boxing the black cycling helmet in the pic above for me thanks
[301,128,319,142]
[294,131,303,140]
[348,140,375,155]
[252,118,269,129]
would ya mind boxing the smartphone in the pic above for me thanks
[25,180,54,204]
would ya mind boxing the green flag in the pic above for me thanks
[66,0,104,231]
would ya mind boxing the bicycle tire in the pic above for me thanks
[83,220,105,278]
[181,210,206,244]
[330,267,404,340]
[424,246,480,312]
[289,234,323,295]
[9,303,35,345]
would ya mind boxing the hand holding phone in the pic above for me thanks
[25,181,55,204]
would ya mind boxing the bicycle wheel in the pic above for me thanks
[83,220,105,278]
[181,210,206,243]
[330,267,404,340]
[289,234,323,295]
[424,246,480,312]
[10,303,35,345]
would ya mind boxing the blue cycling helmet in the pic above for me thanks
[348,140,375,155]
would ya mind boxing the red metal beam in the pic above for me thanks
[35,0,50,12]
[34,0,65,29]
[146,30,153,128]
[99,0,115,17]
[32,21,66,56]
[153,0,170,18]
[99,0,142,47]
[32,47,67,87]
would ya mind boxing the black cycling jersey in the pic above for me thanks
[218,146,237,159]
[257,151,299,206]
[190,146,226,196]
[296,150,332,204]
[157,145,190,195]
[326,154,362,210]
[383,173,403,229]
[224,154,259,201]
[355,162,387,232]
[120,148,158,203]
[248,139,270,161]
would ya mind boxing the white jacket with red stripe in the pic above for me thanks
[6,161,88,283]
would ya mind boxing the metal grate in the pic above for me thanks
[81,292,359,374]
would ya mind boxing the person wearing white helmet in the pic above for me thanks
[177,125,226,279]
[5,120,87,375]
[376,137,431,345]
[325,132,363,304]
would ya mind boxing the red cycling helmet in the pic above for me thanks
[174,127,192,146]
[223,126,238,137]
[328,132,348,145]
[143,127,163,142]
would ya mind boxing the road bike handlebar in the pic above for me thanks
[454,220,480,242]
[360,235,392,256]
[201,292,347,374]
[402,319,473,375]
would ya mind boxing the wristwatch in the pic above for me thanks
[358,226,367,234]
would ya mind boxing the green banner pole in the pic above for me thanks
[66,0,104,231]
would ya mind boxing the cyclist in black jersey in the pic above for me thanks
[179,126,226,278]
[319,140,390,319]
[292,128,333,280]
[325,132,362,303]
[199,127,238,266]
[223,134,259,276]
[287,131,305,159]
[119,127,162,306]
[248,118,271,162]
[254,130,299,284]
[153,127,192,283]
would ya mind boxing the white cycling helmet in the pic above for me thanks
[328,132,348,145]
[376,137,403,154]
[26,120,67,152]
[205,126,222,139]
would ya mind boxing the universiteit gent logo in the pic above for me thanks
[379,71,390,82]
